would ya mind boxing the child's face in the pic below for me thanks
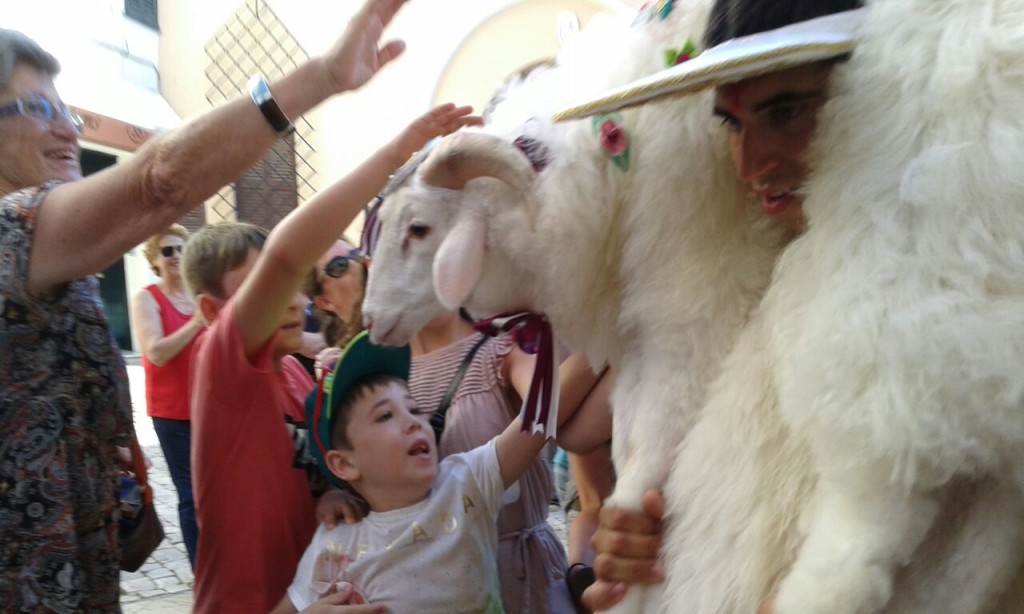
[273,291,309,358]
[338,380,437,511]
[204,247,308,359]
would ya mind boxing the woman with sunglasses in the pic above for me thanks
[129,224,205,570]
[306,239,367,355]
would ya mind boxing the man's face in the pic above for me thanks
[713,62,834,234]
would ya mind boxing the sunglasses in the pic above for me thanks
[0,94,84,132]
[323,249,365,279]
[160,245,184,258]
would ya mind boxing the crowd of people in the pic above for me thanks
[4,0,990,611]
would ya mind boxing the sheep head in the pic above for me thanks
[363,131,545,347]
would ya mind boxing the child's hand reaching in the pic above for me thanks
[391,104,484,166]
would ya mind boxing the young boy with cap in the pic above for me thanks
[274,330,578,613]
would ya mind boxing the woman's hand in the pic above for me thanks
[322,0,408,94]
[315,346,343,380]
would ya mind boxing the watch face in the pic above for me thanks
[249,75,272,104]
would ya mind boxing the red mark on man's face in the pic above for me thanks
[721,82,746,115]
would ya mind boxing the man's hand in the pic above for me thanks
[583,489,666,611]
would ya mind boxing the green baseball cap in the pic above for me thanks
[305,330,411,488]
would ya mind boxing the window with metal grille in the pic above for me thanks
[203,0,317,227]
[125,0,159,30]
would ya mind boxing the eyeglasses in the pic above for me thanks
[0,94,83,132]
[160,245,184,258]
[323,249,365,279]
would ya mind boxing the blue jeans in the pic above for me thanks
[152,417,198,569]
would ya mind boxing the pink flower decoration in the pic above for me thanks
[599,119,628,157]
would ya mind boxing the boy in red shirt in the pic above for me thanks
[184,96,479,610]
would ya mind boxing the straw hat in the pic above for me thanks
[553,9,863,122]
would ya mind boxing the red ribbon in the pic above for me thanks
[474,312,559,437]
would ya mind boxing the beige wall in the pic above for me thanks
[158,0,638,204]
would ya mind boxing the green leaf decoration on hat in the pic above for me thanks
[592,113,630,173]
[658,0,675,21]
[665,38,700,67]
[632,0,675,26]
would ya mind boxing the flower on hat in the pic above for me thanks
[599,120,627,157]
[592,113,630,172]
[665,38,700,67]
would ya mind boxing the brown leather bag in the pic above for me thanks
[119,433,166,572]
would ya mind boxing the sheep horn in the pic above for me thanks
[419,131,539,225]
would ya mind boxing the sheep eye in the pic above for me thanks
[408,224,430,239]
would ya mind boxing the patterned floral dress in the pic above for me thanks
[0,184,132,613]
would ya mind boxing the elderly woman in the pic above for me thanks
[129,224,203,569]
[0,1,409,609]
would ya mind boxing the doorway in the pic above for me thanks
[80,149,133,350]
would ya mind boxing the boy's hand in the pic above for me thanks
[323,0,408,94]
[300,584,388,613]
[392,104,484,166]
[316,488,369,528]
[582,489,666,611]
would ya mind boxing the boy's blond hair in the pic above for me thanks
[182,222,268,298]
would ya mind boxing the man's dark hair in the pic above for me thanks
[330,372,406,449]
[705,0,864,48]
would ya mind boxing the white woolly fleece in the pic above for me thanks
[760,0,1024,611]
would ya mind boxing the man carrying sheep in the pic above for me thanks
[570,0,865,610]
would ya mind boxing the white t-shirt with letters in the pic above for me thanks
[287,440,506,613]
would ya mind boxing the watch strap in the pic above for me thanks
[248,75,295,137]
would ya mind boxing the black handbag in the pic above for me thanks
[119,433,166,572]
[429,334,489,443]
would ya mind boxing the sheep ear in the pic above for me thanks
[433,215,485,311]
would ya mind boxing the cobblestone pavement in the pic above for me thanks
[121,362,195,612]
[119,360,570,613]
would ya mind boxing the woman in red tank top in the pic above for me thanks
[129,223,204,569]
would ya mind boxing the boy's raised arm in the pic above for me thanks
[234,104,481,358]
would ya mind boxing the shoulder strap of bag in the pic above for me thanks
[430,334,490,441]
[127,432,153,505]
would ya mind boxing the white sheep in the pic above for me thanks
[361,2,787,611]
